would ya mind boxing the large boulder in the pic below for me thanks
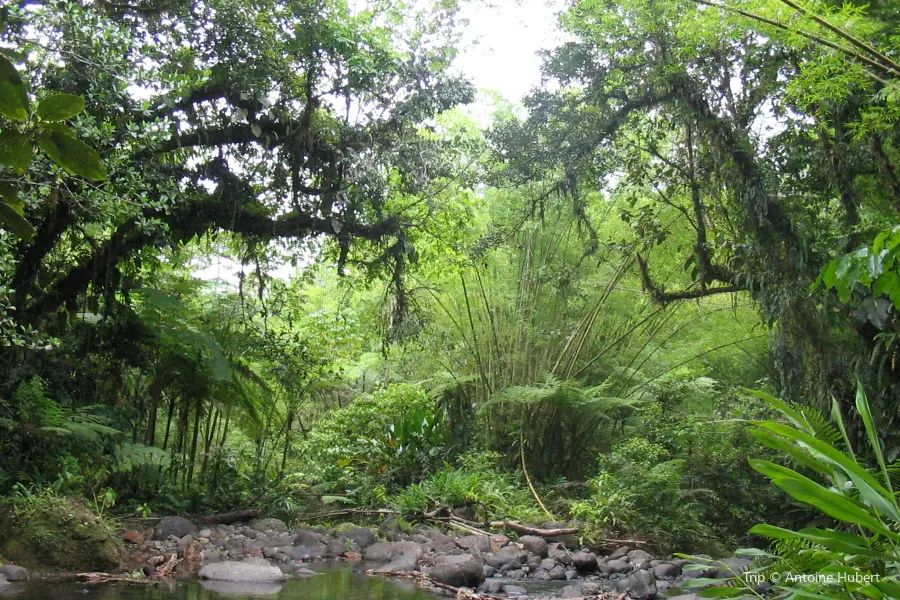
[429,555,484,588]
[616,569,657,599]
[154,516,198,541]
[349,527,377,549]
[362,541,423,562]
[517,535,549,558]
[652,562,682,578]
[0,565,28,582]
[457,535,491,553]
[199,558,287,582]
[375,553,419,572]
[571,550,598,572]
[485,545,527,570]
[0,498,122,572]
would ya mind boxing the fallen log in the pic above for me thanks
[202,509,262,523]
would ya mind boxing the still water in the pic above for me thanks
[0,568,442,600]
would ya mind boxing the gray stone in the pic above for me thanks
[198,529,212,538]
[540,558,557,571]
[430,555,484,588]
[652,563,682,578]
[325,538,347,558]
[479,580,503,593]
[376,553,419,572]
[250,518,288,532]
[582,582,602,595]
[350,527,377,549]
[560,584,582,598]
[571,550,598,572]
[0,575,8,587]
[362,541,423,562]
[599,559,633,575]
[705,557,752,579]
[198,559,287,582]
[482,565,495,578]
[457,534,491,553]
[154,516,198,541]
[506,568,525,579]
[616,570,656,599]
[0,566,28,582]
[534,568,550,580]
[608,545,631,560]
[485,545,526,570]
[565,569,577,580]
[549,564,567,580]
[503,584,528,596]
[626,549,653,563]
[518,535,549,558]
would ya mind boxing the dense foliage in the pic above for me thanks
[0,0,898,591]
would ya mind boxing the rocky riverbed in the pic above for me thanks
[1,515,761,600]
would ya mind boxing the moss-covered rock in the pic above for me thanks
[0,497,122,572]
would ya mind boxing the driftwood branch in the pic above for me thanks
[77,554,180,584]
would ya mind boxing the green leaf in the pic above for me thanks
[0,130,32,175]
[856,381,896,503]
[0,55,28,121]
[698,586,747,598]
[36,131,108,180]
[36,93,85,122]
[0,199,34,241]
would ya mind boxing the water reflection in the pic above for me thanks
[2,568,441,600]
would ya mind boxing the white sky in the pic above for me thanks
[457,0,566,103]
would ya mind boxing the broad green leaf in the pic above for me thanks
[749,428,833,477]
[36,93,85,122]
[36,131,108,180]
[0,199,34,241]
[0,55,28,121]
[745,389,814,434]
[697,586,747,598]
[856,381,896,503]
[0,130,32,175]
[831,395,856,460]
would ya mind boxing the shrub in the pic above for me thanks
[691,383,900,599]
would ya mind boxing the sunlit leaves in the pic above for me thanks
[0,130,32,175]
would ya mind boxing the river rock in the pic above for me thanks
[616,569,657,599]
[250,518,287,532]
[376,553,419,572]
[153,516,198,541]
[0,575,8,587]
[548,564,567,580]
[479,580,503,593]
[609,545,631,559]
[705,557,752,579]
[349,527,376,549]
[485,545,526,570]
[517,535,549,558]
[0,565,28,582]
[503,584,528,596]
[560,584,582,598]
[362,541,423,562]
[571,550,598,572]
[652,562,682,578]
[457,534,491,553]
[600,559,633,575]
[199,558,287,582]
[430,554,484,588]
[626,549,653,563]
